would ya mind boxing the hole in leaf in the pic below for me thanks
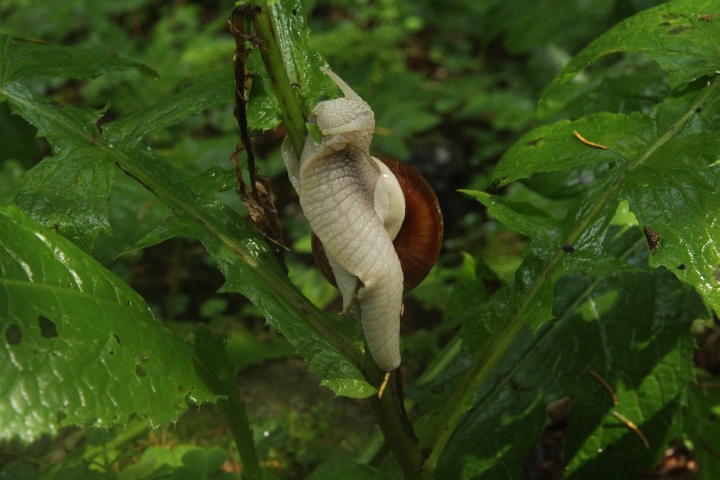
[113,333,122,345]
[5,324,22,345]
[108,350,115,356]
[38,315,58,338]
[135,364,146,378]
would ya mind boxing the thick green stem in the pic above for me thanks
[364,349,425,478]
[421,308,525,472]
[249,1,306,157]
[221,390,262,480]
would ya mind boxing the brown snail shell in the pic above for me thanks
[311,156,443,292]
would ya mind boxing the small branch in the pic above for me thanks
[229,4,287,271]
[229,6,258,200]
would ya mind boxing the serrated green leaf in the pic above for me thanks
[539,0,720,116]
[4,82,112,252]
[103,68,233,142]
[429,81,720,471]
[13,146,114,252]
[1,82,105,150]
[490,112,651,186]
[490,83,720,319]
[464,177,635,339]
[460,190,562,242]
[0,35,157,83]
[93,173,172,263]
[541,53,670,120]
[267,0,336,117]
[0,206,218,442]
[244,0,337,132]
[438,267,701,479]
[4,66,233,253]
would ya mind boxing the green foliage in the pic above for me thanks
[429,0,720,476]
[120,445,239,480]
[1,0,720,478]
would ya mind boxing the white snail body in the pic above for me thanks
[282,68,405,372]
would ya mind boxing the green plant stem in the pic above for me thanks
[221,390,262,480]
[364,349,425,478]
[249,1,306,157]
[356,338,462,469]
[81,419,152,462]
[415,337,461,386]
[421,307,525,473]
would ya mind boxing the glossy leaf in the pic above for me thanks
[5,82,112,252]
[0,206,218,442]
[539,0,720,116]
[266,0,337,119]
[103,68,233,141]
[486,84,720,323]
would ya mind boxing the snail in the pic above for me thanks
[282,67,443,373]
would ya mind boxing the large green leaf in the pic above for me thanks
[0,36,226,253]
[0,206,218,442]
[103,68,233,141]
[265,0,337,120]
[5,82,112,252]
[539,0,720,116]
